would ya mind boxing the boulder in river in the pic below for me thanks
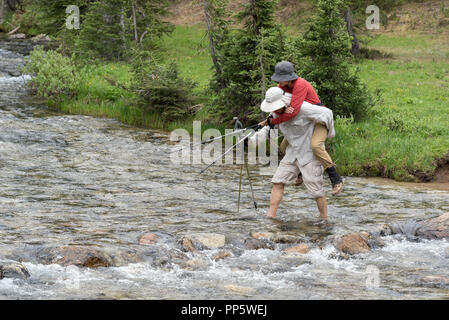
[249,231,275,240]
[138,233,160,245]
[0,263,31,280]
[37,246,114,268]
[283,243,309,255]
[178,237,197,252]
[179,233,226,250]
[389,213,449,240]
[244,238,274,250]
[213,250,232,261]
[415,212,449,240]
[335,232,370,255]
[249,231,304,244]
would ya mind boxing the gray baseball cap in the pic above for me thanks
[271,61,299,82]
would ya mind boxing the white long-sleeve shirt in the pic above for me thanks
[251,100,335,167]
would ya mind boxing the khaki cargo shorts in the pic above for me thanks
[272,159,325,198]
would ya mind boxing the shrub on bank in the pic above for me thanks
[23,46,80,103]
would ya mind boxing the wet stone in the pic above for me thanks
[178,237,197,252]
[138,233,160,245]
[213,250,232,261]
[420,275,449,288]
[283,243,309,255]
[36,246,114,268]
[244,238,274,250]
[179,233,226,250]
[335,233,370,255]
[0,262,31,280]
[224,284,255,296]
[416,212,449,240]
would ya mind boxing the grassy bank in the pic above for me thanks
[40,23,449,182]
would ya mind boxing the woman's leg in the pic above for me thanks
[311,123,334,169]
[311,123,343,195]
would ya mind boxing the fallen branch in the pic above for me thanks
[7,23,20,35]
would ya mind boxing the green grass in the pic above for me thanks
[158,25,213,97]
[327,35,449,180]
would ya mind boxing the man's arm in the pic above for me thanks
[270,84,308,125]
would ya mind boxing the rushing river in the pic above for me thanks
[0,40,448,300]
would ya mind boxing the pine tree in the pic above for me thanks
[74,0,172,61]
[209,0,285,122]
[202,0,230,90]
[292,0,378,121]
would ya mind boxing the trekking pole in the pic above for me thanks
[199,130,254,175]
[170,124,260,153]
[237,164,243,214]
[245,161,258,211]
[234,117,244,214]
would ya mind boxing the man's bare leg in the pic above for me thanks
[267,183,284,218]
[315,196,328,220]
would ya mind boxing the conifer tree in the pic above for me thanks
[292,0,378,120]
[210,0,285,122]
[203,0,230,90]
[75,0,172,61]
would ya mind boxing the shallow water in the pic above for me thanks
[0,42,448,300]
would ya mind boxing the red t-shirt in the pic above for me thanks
[271,77,322,124]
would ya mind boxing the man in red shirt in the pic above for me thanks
[260,61,343,195]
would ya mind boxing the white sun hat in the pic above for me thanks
[261,87,292,113]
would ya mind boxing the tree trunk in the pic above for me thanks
[132,1,138,44]
[0,0,5,25]
[344,7,360,56]
[6,0,19,11]
[202,0,225,89]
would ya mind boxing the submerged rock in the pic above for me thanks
[0,263,31,280]
[390,219,421,240]
[224,284,255,296]
[416,212,449,240]
[244,238,274,250]
[369,224,393,237]
[249,231,304,244]
[389,213,449,240]
[36,246,113,268]
[283,243,309,255]
[213,250,232,261]
[249,231,275,240]
[178,237,197,252]
[335,232,370,255]
[420,275,449,288]
[179,233,226,250]
[138,233,160,245]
